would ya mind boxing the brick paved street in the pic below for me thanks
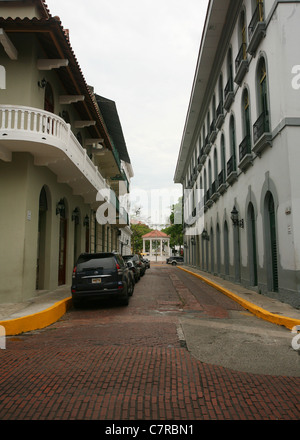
[0,265,299,422]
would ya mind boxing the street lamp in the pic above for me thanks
[231,206,244,228]
[72,208,80,225]
[202,229,210,241]
[56,199,65,216]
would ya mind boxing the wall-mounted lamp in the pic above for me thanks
[191,237,196,245]
[184,242,188,249]
[83,215,89,227]
[231,206,244,228]
[38,78,47,89]
[72,208,80,224]
[202,229,210,241]
[56,199,65,216]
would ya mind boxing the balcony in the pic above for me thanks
[247,3,266,56]
[200,146,207,164]
[252,110,272,156]
[217,169,227,194]
[0,105,109,205]
[224,77,235,111]
[204,135,212,155]
[234,43,249,86]
[239,133,253,171]
[226,155,238,185]
[197,155,202,171]
[211,179,220,202]
[216,101,225,129]
[209,119,217,144]
[205,188,213,208]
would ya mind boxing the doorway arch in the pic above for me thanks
[36,186,50,290]
[216,223,221,274]
[72,207,81,266]
[264,191,278,292]
[58,199,68,286]
[224,221,229,276]
[247,202,258,286]
[210,226,214,273]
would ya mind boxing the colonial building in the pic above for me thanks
[174,0,300,308]
[0,0,133,303]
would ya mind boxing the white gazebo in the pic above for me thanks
[142,230,171,262]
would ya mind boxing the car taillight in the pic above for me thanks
[116,263,122,274]
[72,266,77,278]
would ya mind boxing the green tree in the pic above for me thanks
[131,223,152,253]
[162,198,183,255]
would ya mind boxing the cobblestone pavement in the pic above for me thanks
[0,266,299,421]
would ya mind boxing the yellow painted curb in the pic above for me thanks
[178,266,300,330]
[0,297,72,336]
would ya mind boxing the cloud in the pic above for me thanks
[45,0,208,215]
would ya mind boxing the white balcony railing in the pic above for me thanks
[0,105,108,194]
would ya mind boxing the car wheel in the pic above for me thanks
[120,286,129,306]
[129,280,134,296]
[72,299,81,308]
[172,261,177,266]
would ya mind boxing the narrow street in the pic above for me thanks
[0,265,299,423]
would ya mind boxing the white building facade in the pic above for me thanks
[0,0,133,304]
[174,0,300,308]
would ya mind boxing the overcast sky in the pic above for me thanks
[45,0,209,225]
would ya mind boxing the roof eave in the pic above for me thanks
[174,0,238,184]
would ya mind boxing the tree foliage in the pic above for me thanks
[162,198,183,255]
[131,223,152,253]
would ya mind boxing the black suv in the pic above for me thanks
[166,256,184,265]
[71,252,132,307]
[123,254,146,276]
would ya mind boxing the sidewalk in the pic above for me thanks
[179,265,300,331]
[0,286,72,336]
[0,265,300,335]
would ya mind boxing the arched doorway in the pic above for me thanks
[210,227,214,274]
[224,221,229,276]
[84,215,90,253]
[36,186,49,290]
[233,218,241,283]
[58,199,67,286]
[72,207,81,266]
[247,203,258,286]
[216,223,221,274]
[265,192,278,292]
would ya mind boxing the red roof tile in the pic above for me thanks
[142,230,170,239]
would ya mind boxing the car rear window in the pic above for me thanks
[76,255,116,271]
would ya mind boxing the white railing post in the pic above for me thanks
[7,108,12,129]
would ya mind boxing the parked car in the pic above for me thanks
[71,252,132,307]
[124,257,141,282]
[166,256,184,265]
[123,254,146,276]
[142,257,150,269]
[126,263,135,294]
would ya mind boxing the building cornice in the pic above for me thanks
[174,0,243,183]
